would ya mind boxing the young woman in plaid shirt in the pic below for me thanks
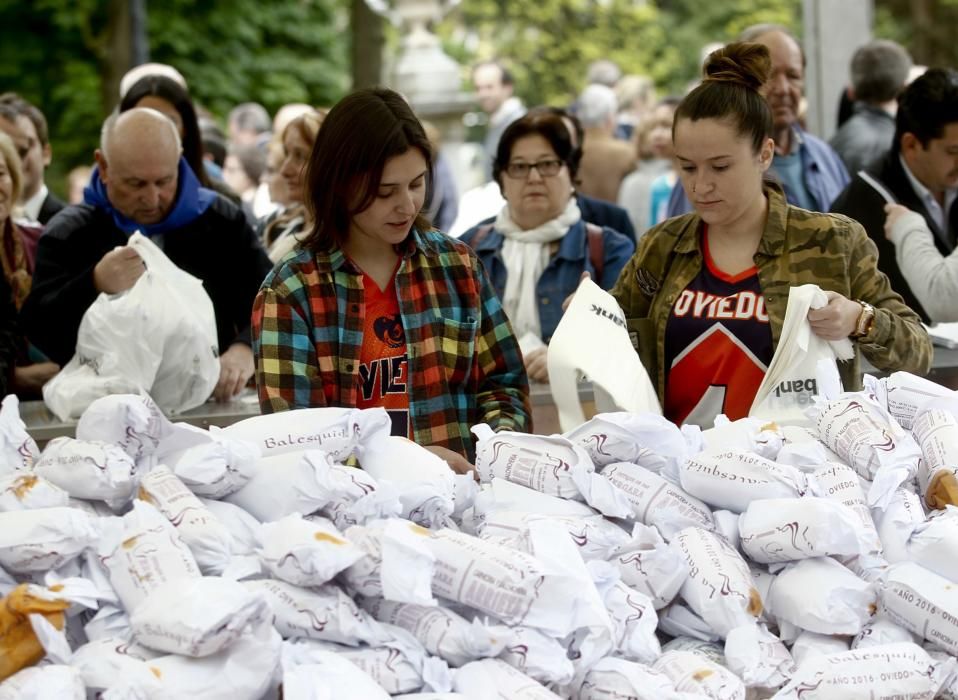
[252,88,531,470]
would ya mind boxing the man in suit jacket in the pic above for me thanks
[0,94,65,225]
[831,68,958,321]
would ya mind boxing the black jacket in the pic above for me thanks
[830,151,958,322]
[37,191,66,226]
[22,196,273,366]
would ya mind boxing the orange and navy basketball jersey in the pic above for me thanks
[357,272,411,437]
[664,230,772,427]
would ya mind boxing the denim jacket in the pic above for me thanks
[461,218,635,343]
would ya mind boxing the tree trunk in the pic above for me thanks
[99,0,133,116]
[351,0,385,89]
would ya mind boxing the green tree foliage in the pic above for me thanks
[0,0,348,192]
[874,0,958,69]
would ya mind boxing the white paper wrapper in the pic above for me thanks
[722,623,795,689]
[710,510,740,551]
[679,450,807,513]
[812,395,922,507]
[809,463,883,562]
[657,603,721,642]
[281,643,391,700]
[0,664,84,700]
[310,459,402,530]
[137,464,232,575]
[358,436,457,528]
[651,649,746,700]
[477,510,630,562]
[489,623,574,685]
[0,395,39,476]
[573,657,690,700]
[472,478,597,521]
[563,412,696,474]
[360,595,504,668]
[71,637,163,695]
[865,371,952,431]
[852,615,920,649]
[773,642,956,700]
[83,603,132,642]
[256,513,364,587]
[609,522,688,609]
[671,527,762,638]
[97,500,201,612]
[452,658,562,699]
[225,450,333,523]
[0,506,98,573]
[243,578,385,646]
[874,487,925,565]
[926,646,958,700]
[879,561,958,655]
[339,521,390,598]
[599,578,661,663]
[129,575,270,657]
[789,630,850,667]
[905,507,958,583]
[767,557,875,636]
[912,403,958,509]
[75,394,173,460]
[703,416,785,461]
[34,437,140,509]
[0,472,69,511]
[601,462,714,540]
[738,497,863,563]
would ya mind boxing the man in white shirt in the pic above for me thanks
[472,61,526,182]
[831,68,958,321]
[0,94,65,225]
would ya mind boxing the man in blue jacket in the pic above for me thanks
[667,25,849,218]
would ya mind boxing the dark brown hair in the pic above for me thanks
[301,88,432,252]
[493,112,579,188]
[673,42,773,154]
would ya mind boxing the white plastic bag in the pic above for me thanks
[750,285,853,424]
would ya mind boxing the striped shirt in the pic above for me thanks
[252,228,531,458]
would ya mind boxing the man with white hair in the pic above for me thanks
[22,108,273,402]
[576,83,636,203]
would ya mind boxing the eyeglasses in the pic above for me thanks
[504,158,564,179]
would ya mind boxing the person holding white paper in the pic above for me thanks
[609,42,930,428]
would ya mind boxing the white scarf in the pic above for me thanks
[496,197,582,340]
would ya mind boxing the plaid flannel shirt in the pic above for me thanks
[252,228,531,458]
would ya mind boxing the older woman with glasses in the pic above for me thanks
[461,111,635,381]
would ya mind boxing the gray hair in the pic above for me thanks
[228,102,271,135]
[577,84,618,128]
[100,108,182,162]
[586,60,622,88]
[851,39,913,104]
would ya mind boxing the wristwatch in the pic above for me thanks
[850,300,875,339]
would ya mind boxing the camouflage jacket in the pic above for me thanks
[611,184,933,404]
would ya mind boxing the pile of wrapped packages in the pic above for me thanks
[2,371,958,700]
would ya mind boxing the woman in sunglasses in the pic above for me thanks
[461,112,635,382]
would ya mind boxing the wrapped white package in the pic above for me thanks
[0,395,38,476]
[809,463,883,563]
[678,450,808,513]
[905,507,958,583]
[609,522,688,609]
[911,400,958,509]
[75,394,173,460]
[0,473,69,511]
[789,630,850,667]
[601,462,714,540]
[359,595,504,667]
[34,437,140,509]
[0,507,99,573]
[775,426,836,471]
[224,450,330,523]
[150,422,260,499]
[926,646,958,700]
[142,618,281,700]
[340,521,389,598]
[671,527,763,637]
[138,464,232,575]
[852,615,920,649]
[657,603,721,642]
[723,623,795,689]
[651,649,746,700]
[766,557,875,636]
[878,561,958,655]
[811,395,922,507]
[864,371,952,431]
[489,623,574,685]
[243,578,386,646]
[71,637,162,695]
[874,487,925,564]
[0,664,84,700]
[358,435,457,528]
[83,603,132,642]
[564,412,694,472]
[256,513,364,587]
[309,459,402,530]
[773,642,956,700]
[452,658,562,699]
[129,575,270,657]
[477,510,630,562]
[711,510,740,551]
[738,497,863,563]
[196,498,261,580]
[703,416,785,460]
[598,577,661,663]
[280,643,390,700]
[573,657,692,700]
[473,478,597,521]
[394,696,467,699]
[97,500,201,612]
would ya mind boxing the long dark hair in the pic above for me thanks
[119,75,213,188]
[301,88,433,252]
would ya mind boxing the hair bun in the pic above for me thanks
[702,42,771,92]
